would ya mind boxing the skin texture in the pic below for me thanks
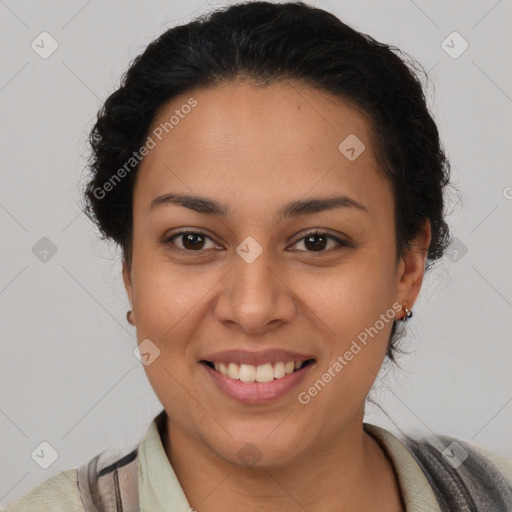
[122,79,431,512]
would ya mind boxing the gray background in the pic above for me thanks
[1,0,511,506]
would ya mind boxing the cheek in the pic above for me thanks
[131,257,210,359]
[132,264,205,412]
[316,246,396,329]
[304,248,396,390]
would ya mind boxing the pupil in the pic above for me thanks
[183,233,204,250]
[180,233,327,251]
[305,234,326,251]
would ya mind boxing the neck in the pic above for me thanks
[162,415,404,512]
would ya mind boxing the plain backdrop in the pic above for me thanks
[1,0,511,505]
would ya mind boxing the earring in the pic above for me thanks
[400,304,413,322]
[126,310,134,326]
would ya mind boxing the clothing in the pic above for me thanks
[5,409,512,511]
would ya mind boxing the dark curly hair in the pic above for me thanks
[81,0,455,366]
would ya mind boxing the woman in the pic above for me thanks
[5,2,511,511]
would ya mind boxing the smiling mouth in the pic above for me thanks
[200,359,315,383]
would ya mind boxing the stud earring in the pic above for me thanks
[398,302,413,322]
[401,306,413,322]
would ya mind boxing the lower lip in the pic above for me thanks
[201,362,314,404]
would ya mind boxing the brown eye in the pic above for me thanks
[289,231,348,253]
[164,231,218,251]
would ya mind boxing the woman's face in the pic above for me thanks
[123,79,430,466]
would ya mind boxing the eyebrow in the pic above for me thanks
[150,192,369,219]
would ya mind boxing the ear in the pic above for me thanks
[122,259,133,308]
[394,218,431,309]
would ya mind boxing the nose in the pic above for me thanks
[214,248,297,335]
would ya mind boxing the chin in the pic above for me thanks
[210,427,311,469]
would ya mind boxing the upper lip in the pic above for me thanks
[201,349,315,366]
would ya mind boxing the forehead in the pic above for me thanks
[134,79,392,221]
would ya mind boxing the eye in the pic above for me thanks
[289,231,349,253]
[163,230,350,254]
[163,231,220,252]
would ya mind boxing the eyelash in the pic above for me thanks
[162,230,350,254]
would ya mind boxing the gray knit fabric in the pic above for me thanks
[401,434,512,512]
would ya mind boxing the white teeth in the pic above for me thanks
[256,363,274,383]
[239,364,256,382]
[227,363,240,379]
[273,362,285,379]
[211,360,309,382]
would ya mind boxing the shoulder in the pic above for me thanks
[425,434,512,484]
[406,431,512,481]
[4,468,85,512]
[403,431,512,508]
[464,441,512,485]
[366,422,512,508]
